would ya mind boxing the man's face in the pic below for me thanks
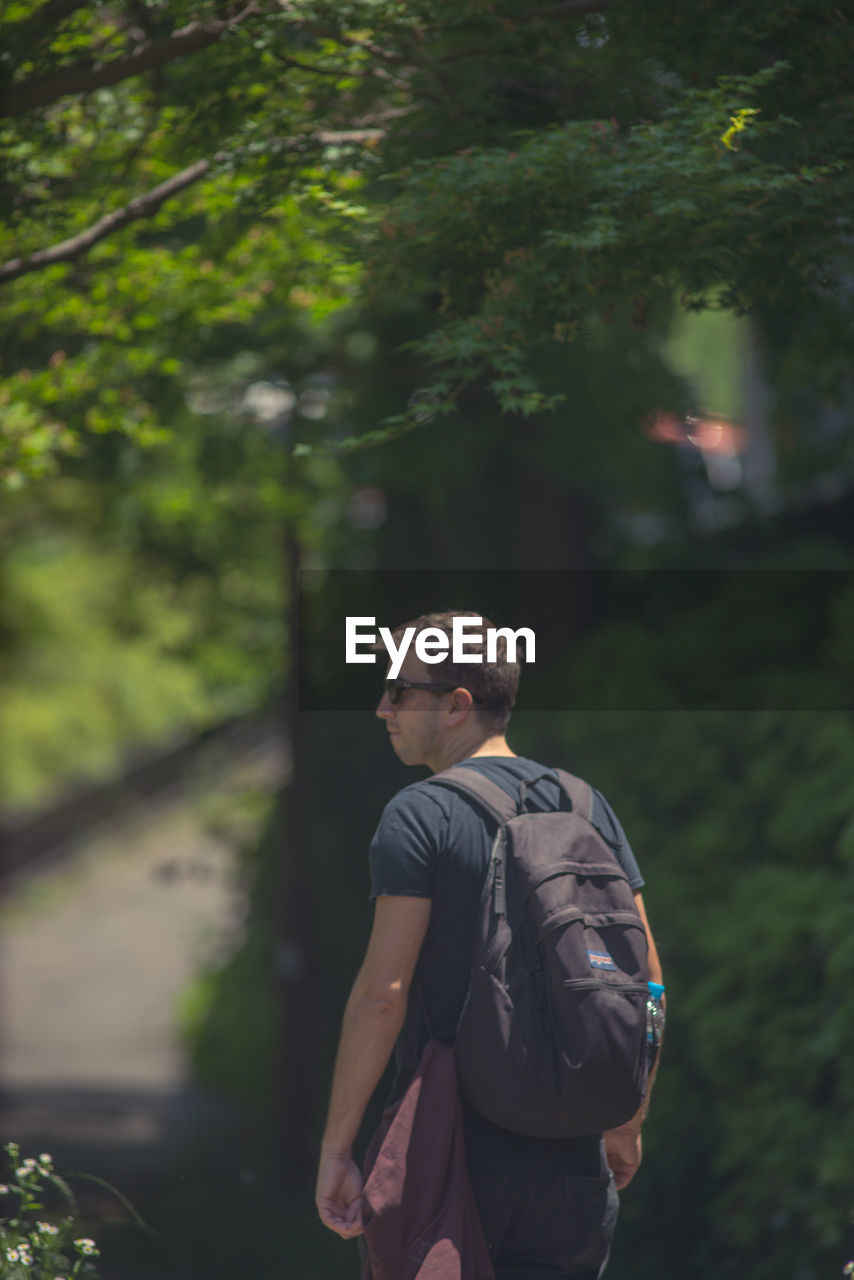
[375,652,450,771]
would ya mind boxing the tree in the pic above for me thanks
[0,0,380,480]
[2,1,853,477]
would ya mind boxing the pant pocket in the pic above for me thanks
[469,1174,512,1260]
[557,1170,619,1273]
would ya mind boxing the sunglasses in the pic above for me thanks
[384,679,459,706]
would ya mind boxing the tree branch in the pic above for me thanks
[0,6,257,118]
[272,51,402,85]
[0,127,385,286]
[0,159,211,285]
[314,129,385,145]
[283,16,412,67]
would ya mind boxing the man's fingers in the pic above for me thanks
[608,1152,641,1190]
[322,1214,364,1239]
[316,1196,364,1238]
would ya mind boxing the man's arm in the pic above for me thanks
[315,894,431,1238]
[604,891,664,1190]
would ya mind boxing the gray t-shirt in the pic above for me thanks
[369,755,644,1097]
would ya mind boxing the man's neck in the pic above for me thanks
[429,733,515,774]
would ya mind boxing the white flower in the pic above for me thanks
[74,1237,98,1256]
[6,1247,20,1262]
[19,1248,33,1264]
[38,1153,53,1168]
[0,1184,9,1194]
[38,1221,60,1235]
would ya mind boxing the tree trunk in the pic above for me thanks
[274,528,316,1190]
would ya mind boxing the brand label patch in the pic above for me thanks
[588,949,616,971]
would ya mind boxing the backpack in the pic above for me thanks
[427,764,650,1139]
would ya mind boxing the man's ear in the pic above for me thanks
[446,687,474,722]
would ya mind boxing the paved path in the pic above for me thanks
[0,740,286,1176]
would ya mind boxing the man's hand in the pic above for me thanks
[315,1150,365,1238]
[604,1122,643,1190]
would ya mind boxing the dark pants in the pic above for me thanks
[463,1101,619,1280]
[357,1082,619,1280]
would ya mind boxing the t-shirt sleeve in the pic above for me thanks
[368,785,449,900]
[591,788,645,891]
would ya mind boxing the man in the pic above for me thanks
[316,611,663,1278]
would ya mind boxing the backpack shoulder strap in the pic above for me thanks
[426,765,518,826]
[553,768,593,823]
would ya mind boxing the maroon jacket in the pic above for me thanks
[361,1040,494,1280]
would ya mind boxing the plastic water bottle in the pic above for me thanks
[646,981,665,1067]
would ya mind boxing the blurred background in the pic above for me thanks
[2,2,854,1277]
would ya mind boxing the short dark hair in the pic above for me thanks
[388,609,520,733]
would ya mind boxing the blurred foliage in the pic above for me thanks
[0,537,212,807]
[2,0,853,469]
[2,5,851,799]
[366,66,848,433]
[0,0,369,483]
[0,392,351,810]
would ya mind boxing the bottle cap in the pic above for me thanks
[647,982,665,1001]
